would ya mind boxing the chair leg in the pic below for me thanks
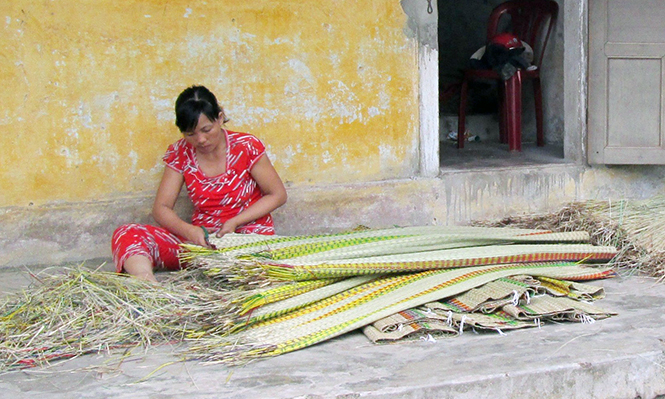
[457,78,469,149]
[505,71,522,152]
[533,76,544,147]
[498,83,507,143]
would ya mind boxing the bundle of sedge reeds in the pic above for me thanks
[0,265,251,371]
[0,265,359,371]
[475,196,665,278]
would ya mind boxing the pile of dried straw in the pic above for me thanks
[475,197,665,279]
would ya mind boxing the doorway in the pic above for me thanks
[436,0,566,170]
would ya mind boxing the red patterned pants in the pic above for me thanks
[111,224,185,273]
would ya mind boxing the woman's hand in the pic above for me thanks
[187,225,211,247]
[215,219,239,238]
[152,168,216,249]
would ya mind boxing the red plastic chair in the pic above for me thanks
[457,0,559,151]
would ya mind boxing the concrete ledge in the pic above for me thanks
[2,163,665,268]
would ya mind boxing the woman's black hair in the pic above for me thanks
[174,85,229,132]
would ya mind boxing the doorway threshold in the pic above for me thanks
[439,140,569,171]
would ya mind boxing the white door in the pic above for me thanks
[588,0,665,164]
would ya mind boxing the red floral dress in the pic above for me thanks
[111,130,274,272]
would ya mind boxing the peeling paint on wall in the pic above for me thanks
[400,0,438,49]
[0,1,419,207]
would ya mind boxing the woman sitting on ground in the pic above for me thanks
[111,85,287,282]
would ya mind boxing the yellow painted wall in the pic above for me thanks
[0,1,419,207]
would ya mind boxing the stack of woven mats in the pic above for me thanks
[363,275,612,343]
[181,225,617,364]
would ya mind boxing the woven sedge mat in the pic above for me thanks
[364,276,542,343]
[534,276,606,300]
[252,263,614,340]
[502,294,616,321]
[281,237,502,264]
[442,276,535,313]
[280,243,616,266]
[429,304,536,332]
[183,231,534,272]
[364,302,535,342]
[439,275,605,313]
[363,321,459,343]
[364,275,614,343]
[287,231,592,263]
[362,308,459,343]
[239,278,346,314]
[184,262,614,364]
[200,227,591,260]
[183,240,615,286]
[238,275,378,328]
[265,244,618,280]
[200,227,518,256]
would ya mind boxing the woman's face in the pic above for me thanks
[183,113,224,154]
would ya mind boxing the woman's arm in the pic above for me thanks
[152,167,209,246]
[216,155,288,236]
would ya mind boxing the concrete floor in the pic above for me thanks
[1,265,665,399]
[439,139,567,170]
[438,111,566,170]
